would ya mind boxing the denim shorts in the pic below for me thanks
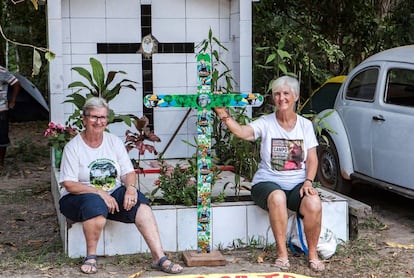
[59,186,150,223]
[0,111,10,147]
[251,181,305,215]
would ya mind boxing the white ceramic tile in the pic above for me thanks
[106,54,142,65]
[104,221,142,255]
[62,18,71,43]
[154,110,192,134]
[186,0,220,19]
[49,0,63,19]
[153,63,188,88]
[71,43,96,55]
[212,205,247,249]
[219,0,231,18]
[219,18,231,41]
[153,54,190,65]
[151,209,177,252]
[150,87,187,96]
[69,0,105,18]
[247,205,275,246]
[152,0,186,18]
[67,222,105,258]
[176,207,198,250]
[156,134,193,159]
[106,19,141,43]
[240,21,252,57]
[152,19,186,42]
[186,19,220,43]
[106,0,139,18]
[230,14,240,38]
[70,19,107,43]
[230,0,240,14]
[239,56,252,92]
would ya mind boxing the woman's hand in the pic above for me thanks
[96,189,120,214]
[123,186,138,211]
[300,184,318,197]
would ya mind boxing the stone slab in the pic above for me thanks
[182,250,226,267]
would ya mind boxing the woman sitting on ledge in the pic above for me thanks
[58,97,183,275]
[214,76,325,272]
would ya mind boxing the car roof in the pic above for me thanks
[362,45,414,64]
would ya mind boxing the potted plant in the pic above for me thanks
[124,115,161,173]
[44,122,77,168]
[65,57,138,130]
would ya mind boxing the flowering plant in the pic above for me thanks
[44,122,78,150]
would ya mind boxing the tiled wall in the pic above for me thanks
[48,0,254,159]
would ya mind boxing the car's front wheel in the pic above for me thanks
[317,136,352,194]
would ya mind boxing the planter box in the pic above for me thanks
[51,168,348,258]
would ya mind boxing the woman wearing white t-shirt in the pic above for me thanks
[59,97,183,275]
[214,76,324,272]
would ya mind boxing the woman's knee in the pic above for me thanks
[301,195,322,214]
[267,190,286,207]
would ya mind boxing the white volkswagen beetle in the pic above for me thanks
[315,45,414,199]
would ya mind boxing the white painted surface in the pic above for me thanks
[47,0,256,159]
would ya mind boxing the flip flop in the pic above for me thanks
[81,254,98,274]
[151,255,183,274]
[309,259,325,271]
[272,258,290,270]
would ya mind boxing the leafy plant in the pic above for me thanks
[197,27,236,93]
[44,122,77,150]
[64,57,138,130]
[149,158,222,206]
[124,115,161,171]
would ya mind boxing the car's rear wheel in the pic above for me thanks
[317,136,352,194]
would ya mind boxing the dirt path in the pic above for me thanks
[0,121,413,277]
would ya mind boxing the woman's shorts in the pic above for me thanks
[251,181,304,214]
[59,186,150,223]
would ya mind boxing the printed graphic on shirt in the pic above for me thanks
[271,139,304,171]
[89,159,118,191]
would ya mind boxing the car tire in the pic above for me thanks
[316,135,352,194]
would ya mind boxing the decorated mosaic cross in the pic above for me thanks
[144,53,263,253]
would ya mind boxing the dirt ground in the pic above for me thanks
[0,121,413,278]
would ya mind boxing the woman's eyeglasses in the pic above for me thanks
[85,115,108,122]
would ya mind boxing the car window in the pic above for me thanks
[301,83,342,114]
[346,68,378,101]
[385,68,414,108]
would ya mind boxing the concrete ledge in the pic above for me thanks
[51,166,349,258]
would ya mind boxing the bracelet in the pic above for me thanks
[305,178,314,184]
[127,184,136,189]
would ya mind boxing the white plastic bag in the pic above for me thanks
[287,214,338,259]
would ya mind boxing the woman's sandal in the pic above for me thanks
[151,255,183,274]
[309,259,325,272]
[81,255,98,274]
[272,258,290,270]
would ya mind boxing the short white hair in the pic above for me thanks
[271,76,300,98]
[82,97,109,115]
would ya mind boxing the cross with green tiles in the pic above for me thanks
[144,53,263,254]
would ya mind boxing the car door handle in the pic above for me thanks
[372,115,385,121]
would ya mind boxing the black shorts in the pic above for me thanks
[59,186,150,223]
[0,111,10,147]
[251,181,306,215]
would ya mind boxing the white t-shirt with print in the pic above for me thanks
[249,113,318,190]
[59,132,134,197]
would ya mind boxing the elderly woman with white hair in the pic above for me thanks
[59,97,183,275]
[214,76,324,272]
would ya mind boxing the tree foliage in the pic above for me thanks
[0,1,50,100]
[252,0,414,107]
